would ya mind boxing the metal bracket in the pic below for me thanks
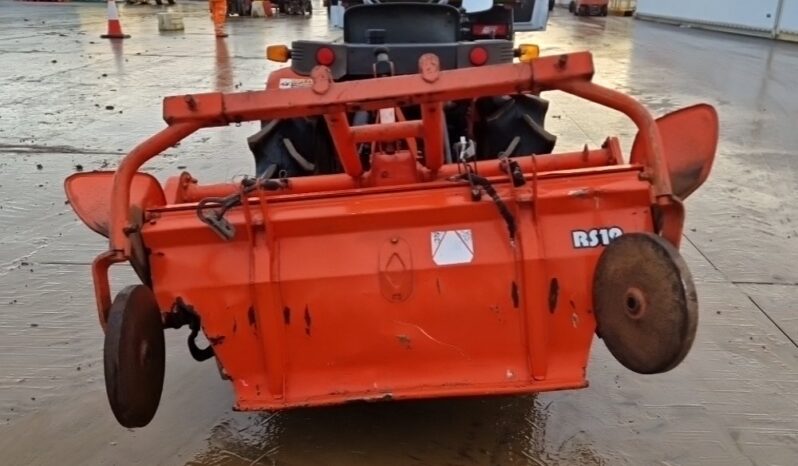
[200,209,236,241]
[163,299,215,362]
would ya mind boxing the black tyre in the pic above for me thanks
[474,95,557,160]
[250,118,339,178]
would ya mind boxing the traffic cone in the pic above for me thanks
[101,0,131,39]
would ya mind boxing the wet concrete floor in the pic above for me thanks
[0,2,797,465]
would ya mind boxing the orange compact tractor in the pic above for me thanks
[569,0,609,16]
[65,0,717,428]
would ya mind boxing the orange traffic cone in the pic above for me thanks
[101,0,130,39]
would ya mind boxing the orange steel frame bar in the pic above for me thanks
[576,0,610,7]
[166,148,621,204]
[94,51,678,324]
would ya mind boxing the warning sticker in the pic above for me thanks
[431,230,474,266]
[278,78,314,89]
[378,108,396,124]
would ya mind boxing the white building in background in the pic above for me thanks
[636,0,798,41]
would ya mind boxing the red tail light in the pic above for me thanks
[472,24,509,37]
[315,47,336,66]
[469,47,489,66]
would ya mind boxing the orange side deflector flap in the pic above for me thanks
[632,104,719,200]
[64,171,166,238]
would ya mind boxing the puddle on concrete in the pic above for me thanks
[1,3,797,465]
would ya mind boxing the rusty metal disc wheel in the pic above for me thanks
[593,233,698,374]
[104,285,165,428]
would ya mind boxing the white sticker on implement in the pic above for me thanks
[431,230,474,266]
[379,107,396,124]
[278,78,314,89]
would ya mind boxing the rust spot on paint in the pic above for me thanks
[247,306,256,328]
[208,335,226,346]
[304,306,312,336]
[511,282,520,309]
[283,307,291,325]
[232,320,237,333]
[548,278,559,313]
[397,334,411,349]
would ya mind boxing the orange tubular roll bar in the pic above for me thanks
[106,51,675,263]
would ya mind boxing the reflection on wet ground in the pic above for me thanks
[1,2,797,465]
[189,396,612,466]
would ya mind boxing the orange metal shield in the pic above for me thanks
[65,171,165,237]
[632,104,719,200]
[142,168,654,408]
